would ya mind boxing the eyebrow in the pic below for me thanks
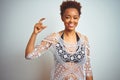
[65,15,79,18]
[65,14,79,16]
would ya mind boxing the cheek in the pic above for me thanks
[63,19,69,25]
[74,20,79,24]
[62,18,69,22]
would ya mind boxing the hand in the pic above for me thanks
[33,18,46,35]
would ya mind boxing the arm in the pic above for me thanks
[25,33,37,58]
[84,36,93,80]
[85,50,93,80]
[25,18,46,59]
[86,76,93,80]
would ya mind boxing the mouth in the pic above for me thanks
[68,23,75,27]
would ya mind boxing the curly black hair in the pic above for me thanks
[60,0,82,16]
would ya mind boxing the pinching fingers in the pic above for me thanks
[39,18,45,23]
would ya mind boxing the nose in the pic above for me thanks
[69,18,74,23]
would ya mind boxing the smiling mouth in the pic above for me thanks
[68,24,74,27]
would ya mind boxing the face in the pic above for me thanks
[62,8,80,31]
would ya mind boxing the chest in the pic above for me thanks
[55,40,86,63]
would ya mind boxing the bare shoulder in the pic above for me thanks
[77,32,89,43]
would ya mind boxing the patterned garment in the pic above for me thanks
[26,32,93,80]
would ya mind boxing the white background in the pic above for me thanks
[0,0,120,80]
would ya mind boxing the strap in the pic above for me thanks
[61,32,80,41]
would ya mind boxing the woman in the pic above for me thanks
[25,0,93,80]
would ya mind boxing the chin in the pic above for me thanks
[66,28,75,31]
[68,27,76,30]
[65,26,76,31]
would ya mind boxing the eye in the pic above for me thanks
[74,17,79,19]
[65,16,70,19]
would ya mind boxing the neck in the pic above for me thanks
[63,30,77,44]
[63,30,76,37]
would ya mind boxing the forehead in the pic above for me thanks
[63,8,79,16]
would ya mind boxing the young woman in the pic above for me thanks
[25,0,93,80]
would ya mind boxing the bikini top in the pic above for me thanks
[55,33,86,63]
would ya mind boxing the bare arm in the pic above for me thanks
[86,76,93,80]
[25,33,37,58]
[25,18,46,58]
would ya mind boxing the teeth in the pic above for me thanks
[69,24,74,26]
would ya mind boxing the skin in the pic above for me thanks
[61,8,80,44]
[25,18,46,56]
[25,8,93,80]
[61,8,93,80]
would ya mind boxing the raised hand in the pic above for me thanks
[33,18,46,34]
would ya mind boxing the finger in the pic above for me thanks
[37,26,47,32]
[36,25,46,30]
[36,26,41,30]
[35,23,42,26]
[42,26,47,29]
[39,18,45,23]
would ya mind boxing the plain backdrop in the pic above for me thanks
[0,0,120,80]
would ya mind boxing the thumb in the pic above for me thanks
[42,26,47,29]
